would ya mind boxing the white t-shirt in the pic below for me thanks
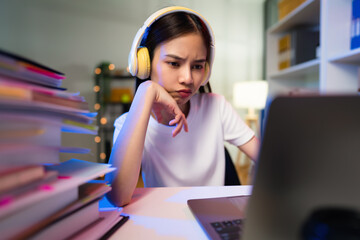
[113,93,254,187]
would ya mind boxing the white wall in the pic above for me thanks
[0,0,264,162]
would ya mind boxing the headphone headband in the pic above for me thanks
[128,6,215,83]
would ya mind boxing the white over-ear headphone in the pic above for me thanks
[128,6,215,86]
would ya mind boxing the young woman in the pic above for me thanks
[106,6,259,206]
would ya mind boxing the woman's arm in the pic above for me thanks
[106,81,188,206]
[238,136,260,161]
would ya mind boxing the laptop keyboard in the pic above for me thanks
[211,218,244,240]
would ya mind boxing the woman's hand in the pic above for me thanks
[143,81,189,137]
[107,80,189,206]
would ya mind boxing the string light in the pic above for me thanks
[100,117,107,125]
[93,85,100,92]
[95,68,101,75]
[100,153,106,160]
[94,103,100,111]
[94,136,101,143]
[109,64,115,70]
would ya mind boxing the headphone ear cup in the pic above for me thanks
[201,62,210,86]
[136,47,151,79]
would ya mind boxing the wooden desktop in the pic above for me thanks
[106,185,252,239]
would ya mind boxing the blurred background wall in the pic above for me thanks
[0,0,265,162]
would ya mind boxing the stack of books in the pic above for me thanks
[0,49,125,239]
[277,27,319,70]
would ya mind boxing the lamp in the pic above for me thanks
[233,80,268,121]
[233,80,268,185]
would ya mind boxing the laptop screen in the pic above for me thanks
[243,95,360,239]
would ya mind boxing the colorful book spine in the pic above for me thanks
[278,0,306,20]
[351,0,360,50]
[278,34,292,70]
[0,166,45,195]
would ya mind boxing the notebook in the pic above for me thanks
[188,95,360,240]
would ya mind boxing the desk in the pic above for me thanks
[109,186,252,240]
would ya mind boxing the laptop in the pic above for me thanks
[188,95,360,240]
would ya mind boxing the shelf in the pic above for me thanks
[109,75,134,80]
[329,47,360,65]
[266,0,359,96]
[268,0,320,34]
[99,126,115,132]
[102,101,132,106]
[96,75,134,80]
[94,64,134,162]
[269,58,320,79]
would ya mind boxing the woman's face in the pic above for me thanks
[151,33,208,107]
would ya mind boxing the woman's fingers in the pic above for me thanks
[169,112,188,137]
[171,120,183,137]
[168,114,180,125]
[181,114,189,132]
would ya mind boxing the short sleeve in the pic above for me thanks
[219,95,255,146]
[113,112,128,144]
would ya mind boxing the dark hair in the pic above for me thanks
[135,11,212,93]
